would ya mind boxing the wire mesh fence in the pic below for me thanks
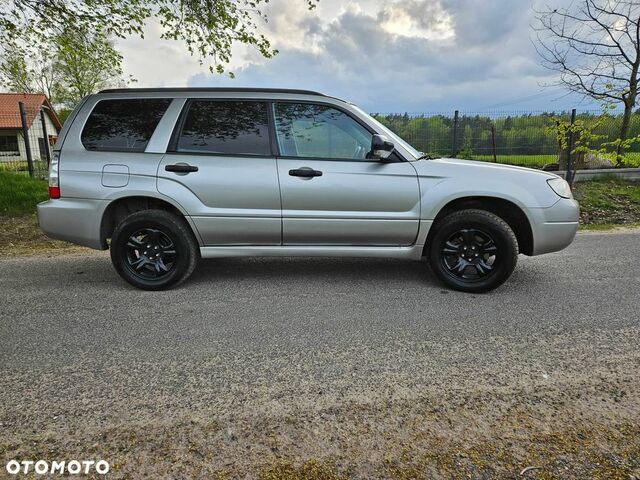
[374,110,640,169]
[0,103,55,178]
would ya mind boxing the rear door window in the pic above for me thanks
[81,98,171,152]
[174,100,271,156]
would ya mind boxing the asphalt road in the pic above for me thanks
[1,230,639,478]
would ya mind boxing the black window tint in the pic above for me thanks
[81,99,171,152]
[176,101,270,155]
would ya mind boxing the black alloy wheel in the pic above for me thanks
[440,228,498,280]
[110,209,199,290]
[428,209,518,293]
[124,228,177,280]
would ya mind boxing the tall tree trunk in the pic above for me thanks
[617,60,639,167]
[616,99,633,167]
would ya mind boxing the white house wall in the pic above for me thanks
[0,111,59,163]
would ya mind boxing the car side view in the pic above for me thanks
[37,88,580,292]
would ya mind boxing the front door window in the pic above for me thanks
[273,103,372,160]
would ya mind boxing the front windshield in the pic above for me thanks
[352,105,422,159]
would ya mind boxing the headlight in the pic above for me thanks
[547,177,572,199]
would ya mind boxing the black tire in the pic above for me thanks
[110,209,199,290]
[428,209,518,293]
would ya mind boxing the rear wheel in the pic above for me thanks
[428,209,518,293]
[110,209,199,290]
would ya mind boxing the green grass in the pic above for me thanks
[0,172,49,216]
[623,151,640,167]
[0,160,49,175]
[573,177,640,226]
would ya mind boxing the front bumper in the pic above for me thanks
[529,197,580,255]
[37,198,107,250]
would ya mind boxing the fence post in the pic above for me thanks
[566,108,577,185]
[491,124,498,162]
[18,101,35,178]
[451,110,459,158]
[40,108,51,166]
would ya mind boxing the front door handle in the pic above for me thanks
[165,163,198,173]
[289,167,323,178]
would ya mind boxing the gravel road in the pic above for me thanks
[1,230,639,479]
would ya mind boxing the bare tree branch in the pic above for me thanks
[533,0,640,161]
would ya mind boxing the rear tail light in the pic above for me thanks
[49,151,60,199]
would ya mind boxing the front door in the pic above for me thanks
[157,100,281,245]
[273,102,420,245]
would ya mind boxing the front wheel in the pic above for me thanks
[428,209,518,293]
[110,209,199,290]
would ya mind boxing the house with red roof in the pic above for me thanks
[0,93,62,163]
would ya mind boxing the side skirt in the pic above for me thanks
[199,244,424,260]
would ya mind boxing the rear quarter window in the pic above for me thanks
[81,99,171,152]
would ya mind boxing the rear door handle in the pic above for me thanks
[289,167,323,178]
[165,163,198,173]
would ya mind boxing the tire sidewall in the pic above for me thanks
[111,212,193,290]
[429,211,518,293]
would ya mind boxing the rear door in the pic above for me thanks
[157,100,281,245]
[273,102,420,245]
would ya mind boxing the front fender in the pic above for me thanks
[419,176,549,221]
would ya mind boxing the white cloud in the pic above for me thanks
[378,0,454,41]
[116,0,596,112]
[115,20,208,87]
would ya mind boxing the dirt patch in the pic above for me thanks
[0,215,87,258]
[2,373,638,479]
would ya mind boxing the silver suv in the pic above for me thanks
[37,88,579,292]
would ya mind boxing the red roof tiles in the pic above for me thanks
[0,93,62,131]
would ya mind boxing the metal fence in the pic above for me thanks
[0,102,54,178]
[374,110,640,173]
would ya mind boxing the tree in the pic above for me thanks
[459,124,474,158]
[0,27,130,108]
[0,44,58,100]
[534,0,640,163]
[53,26,131,107]
[0,0,316,76]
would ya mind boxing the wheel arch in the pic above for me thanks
[100,195,201,249]
[424,196,534,256]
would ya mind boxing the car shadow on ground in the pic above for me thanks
[185,256,540,295]
[190,257,431,284]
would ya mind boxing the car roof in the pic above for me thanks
[99,87,328,97]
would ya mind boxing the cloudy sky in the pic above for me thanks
[117,0,599,113]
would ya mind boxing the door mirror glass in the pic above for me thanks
[371,134,394,160]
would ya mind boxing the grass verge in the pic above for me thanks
[573,177,640,228]
[0,172,85,257]
[0,171,49,216]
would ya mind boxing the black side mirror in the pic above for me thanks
[371,134,394,160]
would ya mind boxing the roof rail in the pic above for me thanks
[98,87,327,96]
